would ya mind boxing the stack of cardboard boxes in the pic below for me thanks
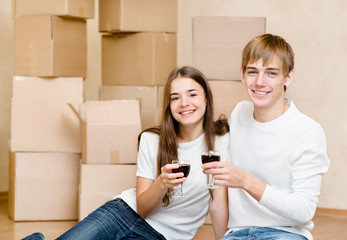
[76,100,141,220]
[78,0,178,221]
[192,16,266,223]
[9,0,94,221]
[98,0,178,130]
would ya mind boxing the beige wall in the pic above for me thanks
[1,0,346,209]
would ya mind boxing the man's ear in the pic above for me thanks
[284,69,294,87]
[240,67,245,84]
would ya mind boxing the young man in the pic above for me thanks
[203,34,330,240]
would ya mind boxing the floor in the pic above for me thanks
[1,195,347,240]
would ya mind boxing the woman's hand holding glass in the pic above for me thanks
[171,160,190,196]
[159,161,189,193]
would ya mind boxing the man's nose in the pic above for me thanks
[256,72,266,86]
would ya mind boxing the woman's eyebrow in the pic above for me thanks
[170,88,198,96]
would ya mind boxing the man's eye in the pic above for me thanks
[247,71,257,75]
[267,72,277,76]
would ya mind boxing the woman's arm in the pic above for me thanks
[209,186,229,240]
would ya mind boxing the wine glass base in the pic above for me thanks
[206,185,219,189]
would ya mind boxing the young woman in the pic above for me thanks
[23,66,229,240]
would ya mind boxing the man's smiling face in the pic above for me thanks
[241,56,291,111]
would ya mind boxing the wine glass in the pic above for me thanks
[172,159,191,196]
[201,150,220,189]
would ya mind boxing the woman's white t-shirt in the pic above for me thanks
[119,132,229,240]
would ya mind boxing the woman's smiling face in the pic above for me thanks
[169,77,206,129]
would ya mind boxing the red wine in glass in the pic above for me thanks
[201,150,220,189]
[201,154,220,164]
[172,160,190,196]
[172,164,191,177]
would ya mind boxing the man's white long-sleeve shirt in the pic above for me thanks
[227,99,330,240]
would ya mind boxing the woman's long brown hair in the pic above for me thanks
[138,66,229,206]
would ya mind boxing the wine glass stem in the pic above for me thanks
[180,184,183,196]
[209,174,214,187]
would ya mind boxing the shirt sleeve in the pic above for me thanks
[136,132,159,180]
[259,125,330,224]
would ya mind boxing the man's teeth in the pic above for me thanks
[181,110,194,115]
[254,90,267,95]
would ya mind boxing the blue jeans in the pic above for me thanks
[221,227,308,240]
[22,198,166,240]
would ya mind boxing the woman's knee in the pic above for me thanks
[22,232,45,240]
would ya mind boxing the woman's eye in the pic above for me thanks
[189,93,197,98]
[171,96,179,101]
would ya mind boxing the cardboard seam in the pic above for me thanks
[120,0,124,30]
[50,15,54,75]
[152,33,155,84]
[65,0,69,15]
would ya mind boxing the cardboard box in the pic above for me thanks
[209,80,250,120]
[99,0,177,33]
[102,32,177,86]
[11,76,83,153]
[14,15,87,77]
[8,152,80,221]
[193,16,266,81]
[69,100,142,164]
[12,0,95,19]
[99,85,164,129]
[79,164,137,220]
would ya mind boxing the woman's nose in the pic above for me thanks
[180,96,190,106]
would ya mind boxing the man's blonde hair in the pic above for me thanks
[241,34,294,77]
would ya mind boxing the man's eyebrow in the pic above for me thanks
[246,66,280,71]
[265,67,280,71]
